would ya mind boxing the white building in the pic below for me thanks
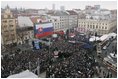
[94,5,100,10]
[38,9,47,15]
[110,10,117,20]
[48,11,69,32]
[86,9,111,20]
[66,10,78,28]
[84,5,113,20]
[60,6,65,11]
[73,9,86,19]
[52,4,55,11]
[78,19,117,35]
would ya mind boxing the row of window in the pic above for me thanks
[54,22,68,25]
[54,25,64,29]
[79,24,107,29]
[2,25,14,29]
[60,17,68,18]
[78,22,108,25]
[2,20,14,23]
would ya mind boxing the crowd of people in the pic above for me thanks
[1,35,72,78]
[1,32,115,78]
[1,44,51,78]
[46,45,96,78]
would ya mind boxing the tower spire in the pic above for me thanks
[6,4,10,9]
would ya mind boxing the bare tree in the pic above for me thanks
[16,27,26,45]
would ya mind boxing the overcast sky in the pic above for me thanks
[1,1,117,10]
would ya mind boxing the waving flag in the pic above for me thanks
[34,23,54,38]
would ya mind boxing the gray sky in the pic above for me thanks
[1,1,117,10]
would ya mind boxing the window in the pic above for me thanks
[8,15,11,18]
[90,25,92,28]
[4,25,7,28]
[9,25,13,27]
[105,27,107,29]
[10,29,14,31]
[102,27,104,29]
[25,37,27,40]
[88,25,89,28]
[11,34,14,37]
[3,20,7,23]
[99,26,101,29]
[93,25,95,29]
[4,30,8,32]
[5,34,9,38]
[103,23,104,25]
[96,25,98,28]
[9,20,13,22]
[50,20,52,22]
[54,19,57,22]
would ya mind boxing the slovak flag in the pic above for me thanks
[35,23,54,38]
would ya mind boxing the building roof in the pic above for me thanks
[30,17,39,24]
[66,10,78,15]
[73,9,81,11]
[108,33,117,37]
[47,10,55,15]
[55,11,68,16]
[48,10,68,16]
[30,15,50,24]
[99,34,109,41]
[99,33,116,41]
[7,70,38,78]
[18,16,33,28]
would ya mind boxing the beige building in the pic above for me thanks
[1,6,17,45]
[78,19,117,35]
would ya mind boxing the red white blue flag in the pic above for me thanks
[34,23,54,38]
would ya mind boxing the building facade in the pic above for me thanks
[78,19,117,35]
[1,6,17,45]
[66,10,78,29]
[48,11,69,32]
[110,10,117,20]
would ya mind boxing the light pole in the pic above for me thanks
[47,38,51,78]
[29,61,31,71]
[37,58,40,77]
[48,38,51,63]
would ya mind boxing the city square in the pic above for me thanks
[1,1,117,78]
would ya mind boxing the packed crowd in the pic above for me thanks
[46,46,96,78]
[2,33,114,78]
[1,35,76,78]
[1,44,51,78]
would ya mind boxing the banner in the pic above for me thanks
[34,23,54,38]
